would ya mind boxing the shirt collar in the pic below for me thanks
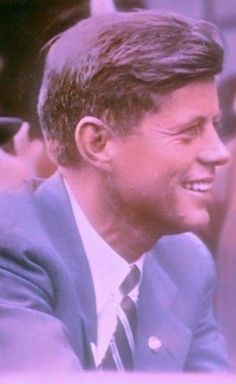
[64,180,145,314]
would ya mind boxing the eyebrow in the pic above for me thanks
[173,112,222,131]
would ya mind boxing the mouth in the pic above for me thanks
[182,178,214,193]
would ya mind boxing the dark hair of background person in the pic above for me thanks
[38,10,225,167]
[218,74,236,141]
[0,0,147,139]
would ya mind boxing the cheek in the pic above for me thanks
[112,143,153,180]
[113,138,193,189]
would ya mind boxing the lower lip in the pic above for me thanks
[184,187,213,201]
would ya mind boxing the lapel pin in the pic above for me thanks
[148,336,162,352]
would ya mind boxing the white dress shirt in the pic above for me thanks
[64,180,145,366]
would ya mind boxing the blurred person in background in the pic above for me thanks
[198,75,236,253]
[0,51,54,188]
[207,74,236,368]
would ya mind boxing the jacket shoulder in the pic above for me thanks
[153,232,215,287]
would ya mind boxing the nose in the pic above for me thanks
[198,129,230,167]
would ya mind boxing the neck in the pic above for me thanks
[61,167,163,262]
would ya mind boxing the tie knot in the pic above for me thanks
[119,265,141,297]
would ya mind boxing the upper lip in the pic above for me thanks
[183,176,214,184]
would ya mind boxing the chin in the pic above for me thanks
[168,211,210,235]
[184,214,210,233]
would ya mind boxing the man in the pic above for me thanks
[0,10,231,373]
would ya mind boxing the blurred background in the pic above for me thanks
[148,0,236,77]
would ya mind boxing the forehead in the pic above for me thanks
[136,78,220,132]
[156,77,219,119]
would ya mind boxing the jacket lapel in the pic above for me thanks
[34,173,97,366]
[135,251,191,371]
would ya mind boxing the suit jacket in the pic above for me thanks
[0,173,230,374]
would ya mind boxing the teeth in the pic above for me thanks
[184,181,212,192]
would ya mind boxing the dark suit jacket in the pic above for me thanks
[0,173,230,373]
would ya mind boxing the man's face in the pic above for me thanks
[108,78,229,235]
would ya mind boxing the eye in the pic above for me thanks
[179,124,203,142]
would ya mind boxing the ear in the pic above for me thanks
[75,116,115,170]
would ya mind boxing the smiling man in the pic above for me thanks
[0,10,231,374]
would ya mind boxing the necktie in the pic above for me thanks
[100,265,141,371]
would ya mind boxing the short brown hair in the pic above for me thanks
[38,10,225,167]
